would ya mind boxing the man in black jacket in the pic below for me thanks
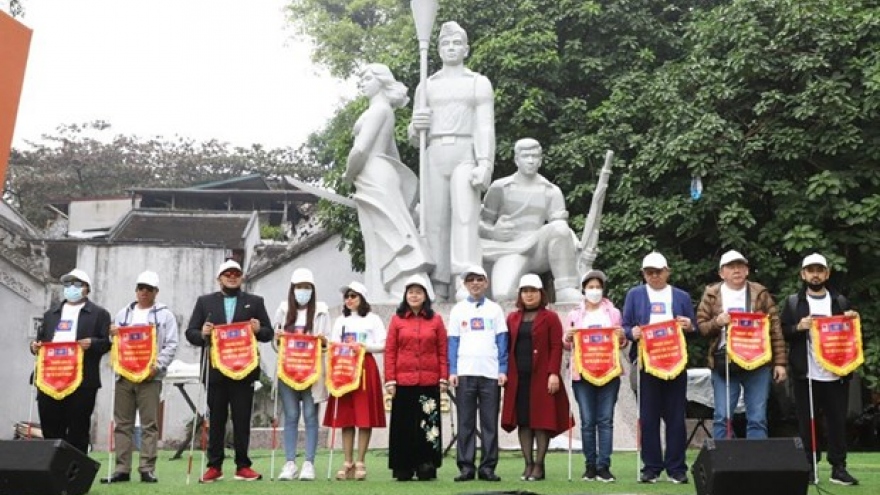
[30,268,111,454]
[781,253,861,486]
[185,260,273,483]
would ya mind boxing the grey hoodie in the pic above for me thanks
[114,302,180,380]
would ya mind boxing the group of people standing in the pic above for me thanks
[28,249,862,487]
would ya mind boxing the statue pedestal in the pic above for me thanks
[322,302,639,453]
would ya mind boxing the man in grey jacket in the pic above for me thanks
[101,271,179,484]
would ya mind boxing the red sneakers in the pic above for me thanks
[200,467,223,483]
[234,466,262,481]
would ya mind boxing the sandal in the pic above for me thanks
[354,462,367,481]
[335,462,354,480]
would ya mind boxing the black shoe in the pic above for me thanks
[454,471,475,482]
[639,472,659,483]
[140,471,158,483]
[520,462,533,481]
[393,469,413,481]
[596,467,615,482]
[415,464,435,481]
[668,472,689,484]
[100,472,131,484]
[478,470,501,482]
[582,463,596,481]
[830,467,859,486]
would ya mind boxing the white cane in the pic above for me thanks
[186,343,209,484]
[198,344,212,483]
[27,353,38,439]
[106,369,117,482]
[326,395,340,480]
[724,337,732,439]
[807,367,818,484]
[269,365,280,481]
[635,348,642,482]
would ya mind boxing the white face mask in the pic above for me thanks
[584,288,603,304]
[294,288,313,306]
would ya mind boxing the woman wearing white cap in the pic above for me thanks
[273,268,330,481]
[324,281,386,480]
[500,274,571,481]
[384,274,448,481]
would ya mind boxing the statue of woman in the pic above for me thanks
[344,63,434,302]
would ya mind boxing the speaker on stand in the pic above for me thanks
[692,437,810,495]
[0,439,100,495]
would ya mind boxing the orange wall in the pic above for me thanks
[0,11,32,187]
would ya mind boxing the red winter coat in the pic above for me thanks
[501,308,572,437]
[384,310,448,386]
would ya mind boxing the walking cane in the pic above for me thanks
[197,340,213,483]
[27,353,39,439]
[567,412,574,482]
[724,337,733,439]
[807,370,819,484]
[186,343,209,485]
[105,368,117,482]
[635,346,642,482]
[326,395,340,480]
[269,361,280,481]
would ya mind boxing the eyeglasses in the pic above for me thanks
[62,281,85,288]
[344,292,359,300]
[643,268,664,276]
[136,284,157,292]
[464,275,486,283]
[220,271,242,278]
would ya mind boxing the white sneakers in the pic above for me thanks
[278,461,298,481]
[299,461,315,481]
[277,460,314,481]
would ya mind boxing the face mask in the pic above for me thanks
[63,286,84,302]
[584,288,603,304]
[294,288,313,306]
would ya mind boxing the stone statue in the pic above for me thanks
[409,21,495,301]
[344,63,434,302]
[479,138,582,302]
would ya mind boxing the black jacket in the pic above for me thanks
[781,287,850,381]
[185,291,273,384]
[37,299,112,389]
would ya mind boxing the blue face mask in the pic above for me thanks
[63,285,84,302]
[294,288,313,306]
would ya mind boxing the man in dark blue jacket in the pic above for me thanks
[623,252,696,484]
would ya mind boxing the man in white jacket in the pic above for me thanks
[102,271,179,484]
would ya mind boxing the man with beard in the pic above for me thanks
[185,260,273,483]
[781,253,861,486]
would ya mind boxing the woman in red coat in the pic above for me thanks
[501,274,571,481]
[384,274,449,481]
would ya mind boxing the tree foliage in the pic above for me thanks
[6,121,326,227]
[294,0,880,384]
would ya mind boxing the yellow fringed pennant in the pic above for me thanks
[726,312,772,371]
[277,334,322,390]
[36,342,83,400]
[325,342,365,397]
[639,320,687,380]
[811,315,863,376]
[573,328,622,386]
[111,324,157,383]
[211,322,259,380]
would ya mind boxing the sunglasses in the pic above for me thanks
[344,292,360,300]
[464,275,486,283]
[220,271,242,278]
[643,268,664,276]
[136,284,157,292]
[62,281,85,288]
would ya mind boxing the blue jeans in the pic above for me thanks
[711,365,771,439]
[572,377,620,469]
[279,383,318,462]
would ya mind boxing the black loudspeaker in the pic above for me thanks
[0,439,100,495]
[692,438,810,495]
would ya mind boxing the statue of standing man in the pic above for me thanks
[409,21,495,301]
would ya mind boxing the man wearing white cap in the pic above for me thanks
[782,253,860,485]
[102,271,179,484]
[447,265,509,482]
[622,252,696,484]
[30,268,111,455]
[696,250,787,442]
[185,259,273,483]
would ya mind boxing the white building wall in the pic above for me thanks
[68,198,135,232]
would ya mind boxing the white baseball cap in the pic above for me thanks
[719,250,748,268]
[290,268,315,285]
[61,268,92,287]
[216,259,242,278]
[403,273,435,300]
[518,273,543,290]
[641,252,668,270]
[461,265,488,279]
[802,253,828,269]
[135,270,160,288]
[340,281,368,299]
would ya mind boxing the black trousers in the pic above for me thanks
[793,378,849,468]
[455,376,500,473]
[207,378,255,469]
[37,387,98,455]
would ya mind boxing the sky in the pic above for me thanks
[9,0,356,149]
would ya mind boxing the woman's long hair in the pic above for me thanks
[362,63,410,109]
[395,287,435,318]
[342,292,372,317]
[285,283,315,333]
[515,287,549,311]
